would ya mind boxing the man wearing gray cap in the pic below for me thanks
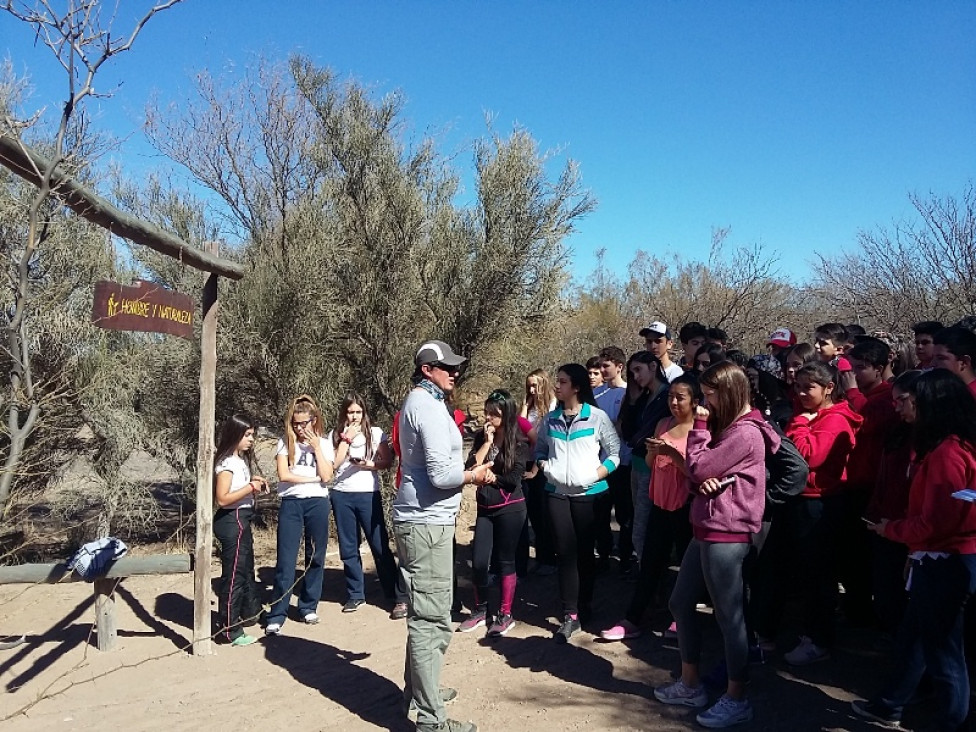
[395,340,493,732]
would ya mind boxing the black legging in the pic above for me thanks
[524,470,556,564]
[471,506,527,609]
[547,492,600,617]
[626,501,691,624]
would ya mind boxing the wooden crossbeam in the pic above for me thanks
[0,134,244,280]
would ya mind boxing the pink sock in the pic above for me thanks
[500,574,517,615]
[568,613,578,620]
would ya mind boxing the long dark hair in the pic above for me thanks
[215,414,257,470]
[557,363,597,408]
[483,389,522,475]
[629,350,667,392]
[912,369,976,459]
[332,391,375,457]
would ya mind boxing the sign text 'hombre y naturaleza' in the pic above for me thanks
[92,280,195,340]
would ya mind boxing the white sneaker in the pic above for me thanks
[784,636,830,666]
[264,623,282,636]
[653,679,708,708]
[696,695,754,728]
[302,612,320,625]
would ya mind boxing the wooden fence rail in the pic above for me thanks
[0,554,193,651]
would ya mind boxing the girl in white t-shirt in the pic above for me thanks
[327,392,402,614]
[265,395,334,636]
[213,414,268,646]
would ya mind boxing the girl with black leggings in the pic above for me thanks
[457,389,530,637]
[536,364,621,644]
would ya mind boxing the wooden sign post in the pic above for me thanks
[1,134,244,659]
[193,243,219,657]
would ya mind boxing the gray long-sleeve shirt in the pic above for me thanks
[392,386,465,525]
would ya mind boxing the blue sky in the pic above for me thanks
[2,1,974,282]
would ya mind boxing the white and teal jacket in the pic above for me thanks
[535,403,621,497]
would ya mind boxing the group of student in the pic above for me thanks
[210,316,976,731]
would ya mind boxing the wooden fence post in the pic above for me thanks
[193,242,219,657]
[93,578,117,651]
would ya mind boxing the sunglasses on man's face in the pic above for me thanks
[431,362,460,375]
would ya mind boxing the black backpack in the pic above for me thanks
[765,424,809,507]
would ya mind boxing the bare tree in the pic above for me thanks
[0,0,183,519]
[815,186,976,334]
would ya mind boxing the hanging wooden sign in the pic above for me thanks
[92,280,195,340]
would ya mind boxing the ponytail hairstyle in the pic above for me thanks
[484,388,522,475]
[911,369,976,459]
[215,414,258,472]
[794,362,839,408]
[556,363,597,408]
[699,361,752,437]
[332,391,375,458]
[284,394,323,467]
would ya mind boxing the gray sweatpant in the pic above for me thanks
[669,538,752,683]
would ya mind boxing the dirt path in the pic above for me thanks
[0,489,938,731]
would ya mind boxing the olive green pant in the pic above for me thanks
[394,522,455,728]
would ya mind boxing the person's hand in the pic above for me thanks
[839,370,857,393]
[251,477,269,494]
[471,463,495,485]
[483,423,495,441]
[645,437,662,456]
[867,517,888,536]
[343,423,362,441]
[699,477,724,496]
[694,405,710,421]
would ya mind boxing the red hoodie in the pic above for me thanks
[844,381,898,493]
[883,436,976,553]
[786,401,863,498]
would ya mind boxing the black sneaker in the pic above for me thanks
[851,699,902,727]
[342,599,365,613]
[554,615,581,644]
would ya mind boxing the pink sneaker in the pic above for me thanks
[600,620,642,641]
[664,621,678,638]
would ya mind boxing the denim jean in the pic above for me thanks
[267,496,331,626]
[880,553,976,731]
[331,490,402,603]
[630,466,652,558]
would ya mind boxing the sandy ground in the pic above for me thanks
[0,487,942,731]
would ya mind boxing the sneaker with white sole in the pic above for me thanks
[457,608,488,633]
[302,612,320,625]
[784,636,830,666]
[264,623,281,636]
[600,620,642,641]
[653,679,708,708]
[696,695,753,728]
[487,613,516,637]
